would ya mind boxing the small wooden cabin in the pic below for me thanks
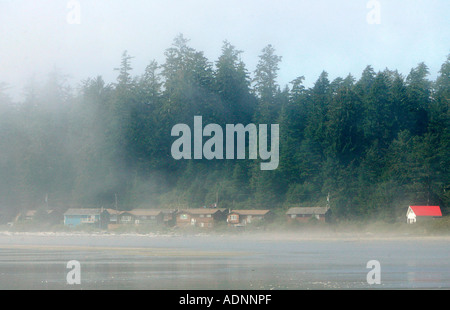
[227,210,272,226]
[105,209,121,224]
[176,208,225,228]
[15,209,63,224]
[160,209,178,227]
[118,209,163,225]
[64,208,109,229]
[406,205,442,224]
[286,207,330,223]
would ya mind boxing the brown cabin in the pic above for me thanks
[118,209,163,225]
[176,208,225,228]
[286,207,330,223]
[160,209,178,227]
[227,209,273,226]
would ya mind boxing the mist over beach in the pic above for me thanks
[0,0,449,292]
[1,230,449,290]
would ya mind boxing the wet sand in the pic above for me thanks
[0,231,449,290]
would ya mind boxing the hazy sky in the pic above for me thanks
[1,0,449,100]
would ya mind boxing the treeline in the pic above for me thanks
[0,34,448,221]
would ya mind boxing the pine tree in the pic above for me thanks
[253,44,282,123]
[214,41,255,124]
[405,62,432,136]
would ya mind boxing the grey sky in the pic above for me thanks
[1,0,449,100]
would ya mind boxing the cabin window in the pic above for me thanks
[290,214,296,218]
[179,214,188,220]
[206,214,212,218]
[230,215,238,221]
[121,216,132,222]
[81,215,96,223]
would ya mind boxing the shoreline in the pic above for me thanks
[1,229,449,242]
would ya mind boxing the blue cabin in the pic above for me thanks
[64,208,109,229]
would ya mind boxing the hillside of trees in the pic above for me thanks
[0,34,448,222]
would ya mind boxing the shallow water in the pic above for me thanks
[0,233,449,289]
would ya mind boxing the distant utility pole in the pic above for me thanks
[115,193,118,221]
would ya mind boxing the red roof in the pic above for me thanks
[409,206,442,217]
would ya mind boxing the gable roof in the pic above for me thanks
[64,208,103,216]
[105,208,121,215]
[124,209,163,216]
[179,208,222,215]
[409,206,442,217]
[229,210,271,216]
[25,209,60,216]
[286,207,330,215]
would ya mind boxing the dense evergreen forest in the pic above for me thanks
[0,35,449,222]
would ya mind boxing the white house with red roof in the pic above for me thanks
[406,206,442,224]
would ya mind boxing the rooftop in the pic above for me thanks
[230,210,271,216]
[179,208,222,215]
[409,206,442,217]
[286,207,330,215]
[64,208,103,216]
[124,209,163,216]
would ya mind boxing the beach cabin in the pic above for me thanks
[406,205,442,224]
[160,209,178,227]
[286,207,330,223]
[15,209,63,224]
[118,209,163,226]
[105,208,122,230]
[227,210,273,227]
[176,208,225,228]
[105,209,120,224]
[64,208,109,229]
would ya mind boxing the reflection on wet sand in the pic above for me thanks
[0,232,449,290]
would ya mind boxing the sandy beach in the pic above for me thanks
[1,230,449,289]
